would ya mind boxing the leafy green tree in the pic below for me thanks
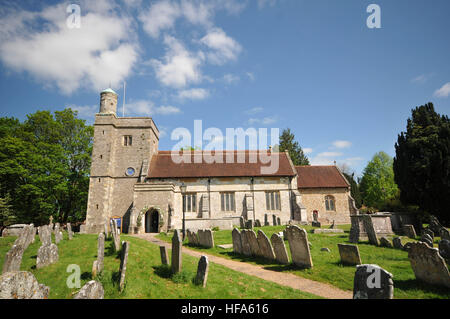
[360,151,399,209]
[278,128,310,165]
[393,102,450,224]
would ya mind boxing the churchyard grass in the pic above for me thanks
[0,233,320,299]
[157,225,450,299]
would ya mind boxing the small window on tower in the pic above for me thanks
[124,135,132,146]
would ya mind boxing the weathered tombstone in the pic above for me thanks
[73,280,104,299]
[423,228,434,241]
[428,215,443,235]
[194,256,209,287]
[2,245,25,274]
[171,230,182,274]
[408,242,450,288]
[338,244,361,266]
[362,215,379,246]
[119,241,129,291]
[421,234,433,248]
[402,224,417,239]
[272,215,277,226]
[244,230,261,257]
[38,225,52,246]
[239,216,245,229]
[379,237,393,248]
[104,223,109,239]
[329,220,336,229]
[270,233,289,264]
[110,219,120,251]
[67,223,73,240]
[392,237,403,250]
[277,217,281,226]
[353,264,394,299]
[240,230,252,256]
[245,220,253,230]
[197,229,214,248]
[15,224,35,250]
[36,243,59,269]
[256,230,275,261]
[438,239,450,259]
[0,271,49,299]
[92,233,105,277]
[440,228,450,241]
[312,221,321,227]
[403,242,413,252]
[254,220,261,227]
[286,225,313,268]
[264,214,269,226]
[160,245,168,265]
[232,228,243,254]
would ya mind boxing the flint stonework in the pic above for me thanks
[270,233,289,264]
[353,264,394,299]
[286,225,313,268]
[257,230,276,261]
[160,245,168,265]
[119,241,130,291]
[338,244,361,266]
[171,230,182,274]
[408,242,450,288]
[0,271,49,299]
[195,256,209,287]
[74,280,104,299]
[232,228,243,254]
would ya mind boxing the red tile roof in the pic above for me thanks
[295,165,350,189]
[147,151,296,179]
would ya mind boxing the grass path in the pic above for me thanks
[134,233,352,299]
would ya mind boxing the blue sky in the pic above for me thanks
[0,0,449,177]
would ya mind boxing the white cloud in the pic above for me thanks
[177,88,210,100]
[223,73,240,84]
[332,140,352,149]
[126,99,181,116]
[0,2,139,94]
[257,0,278,9]
[245,107,264,115]
[434,82,450,98]
[138,0,181,38]
[317,152,343,157]
[248,116,277,125]
[200,28,242,65]
[149,35,204,88]
[155,105,181,114]
[303,148,313,154]
[310,152,343,165]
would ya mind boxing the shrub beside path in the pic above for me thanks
[133,233,352,299]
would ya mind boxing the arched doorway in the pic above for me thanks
[145,209,159,233]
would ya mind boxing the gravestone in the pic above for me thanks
[392,237,403,249]
[36,243,59,269]
[160,245,168,265]
[256,230,275,261]
[338,244,361,266]
[312,228,344,234]
[67,223,73,240]
[353,264,394,299]
[379,237,393,248]
[312,221,321,228]
[92,233,105,277]
[16,224,35,250]
[2,245,25,274]
[55,231,63,244]
[104,223,109,239]
[402,225,417,239]
[438,239,450,259]
[254,220,261,227]
[403,242,413,252]
[171,230,182,274]
[194,256,209,288]
[277,217,281,226]
[408,242,450,288]
[0,271,49,299]
[362,215,379,246]
[264,214,269,226]
[286,225,313,268]
[239,217,245,229]
[110,219,121,251]
[245,220,253,230]
[272,215,277,226]
[240,230,252,256]
[74,280,104,299]
[270,233,289,264]
[232,228,243,254]
[245,230,261,257]
[428,215,443,235]
[197,229,214,248]
[423,229,434,241]
[421,234,433,248]
[440,228,450,241]
[119,241,130,291]
[329,220,336,229]
[38,225,52,246]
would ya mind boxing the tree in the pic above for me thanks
[0,192,15,234]
[343,172,362,208]
[393,102,450,224]
[278,128,310,165]
[360,151,399,209]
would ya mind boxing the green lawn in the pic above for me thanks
[0,232,320,299]
[157,225,450,299]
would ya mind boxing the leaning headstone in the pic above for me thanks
[277,217,281,226]
[438,239,450,259]
[402,224,417,239]
[271,233,289,264]
[74,280,104,299]
[160,245,168,265]
[408,242,450,288]
[329,220,336,229]
[232,228,243,254]
[403,242,413,252]
[15,224,35,250]
[423,229,434,241]
[194,256,209,288]
[245,220,253,230]
[392,237,403,250]
[2,245,25,274]
[171,230,182,274]
[440,228,450,241]
[38,225,52,246]
[67,223,73,240]
[110,219,121,251]
[92,233,105,277]
[197,229,214,248]
[428,215,443,235]
[362,215,379,246]
[104,223,109,239]
[338,244,361,266]
[245,230,261,257]
[240,230,252,256]
[239,216,245,229]
[286,225,313,268]
[254,220,261,227]
[36,243,59,269]
[0,271,49,299]
[119,241,129,291]
[379,237,393,248]
[264,214,269,226]
[421,234,433,248]
[353,264,394,299]
[272,215,277,226]
[257,230,276,261]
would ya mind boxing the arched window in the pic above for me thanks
[325,195,335,211]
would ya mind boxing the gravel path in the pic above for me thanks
[133,233,352,299]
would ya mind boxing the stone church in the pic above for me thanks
[82,89,357,234]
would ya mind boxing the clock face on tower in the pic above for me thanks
[126,167,135,176]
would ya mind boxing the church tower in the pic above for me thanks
[84,88,159,233]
